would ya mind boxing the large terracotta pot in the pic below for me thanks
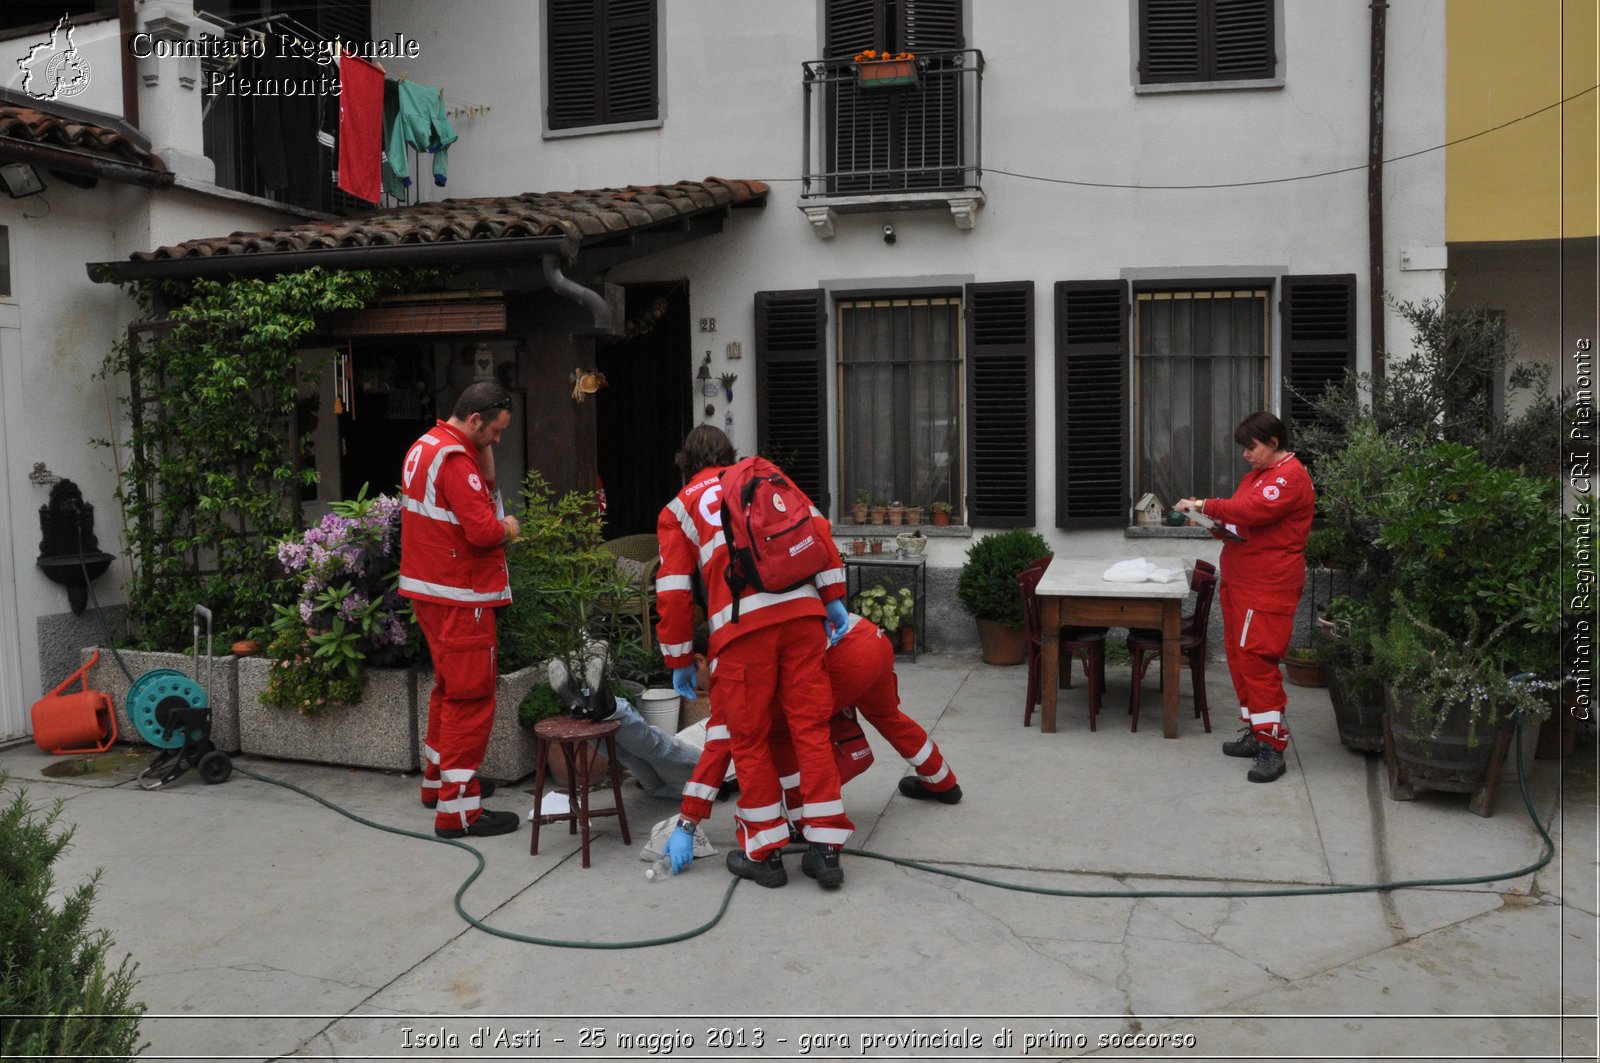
[975,618,1027,666]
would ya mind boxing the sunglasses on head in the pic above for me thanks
[475,396,513,417]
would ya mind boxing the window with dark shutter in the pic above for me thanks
[1139,0,1274,85]
[547,0,659,131]
[755,290,830,509]
[965,282,1034,528]
[1055,281,1129,528]
[1281,274,1357,447]
[823,0,965,193]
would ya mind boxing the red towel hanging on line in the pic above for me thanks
[337,52,383,203]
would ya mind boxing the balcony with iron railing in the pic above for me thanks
[800,48,984,237]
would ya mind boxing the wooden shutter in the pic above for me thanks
[1055,281,1128,528]
[546,0,657,130]
[1140,0,1273,84]
[965,282,1034,527]
[755,290,830,510]
[898,0,964,50]
[1281,274,1357,444]
[824,0,883,57]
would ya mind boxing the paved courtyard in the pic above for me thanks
[2,653,1594,1061]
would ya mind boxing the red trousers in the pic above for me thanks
[1219,584,1293,751]
[714,617,853,858]
[414,600,498,831]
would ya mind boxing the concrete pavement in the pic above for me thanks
[2,653,1594,1061]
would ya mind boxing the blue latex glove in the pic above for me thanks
[672,665,698,701]
[666,825,696,873]
[825,599,849,647]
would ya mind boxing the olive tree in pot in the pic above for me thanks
[1369,441,1560,816]
[957,529,1049,665]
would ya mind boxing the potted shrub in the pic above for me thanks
[854,584,917,653]
[851,491,870,524]
[242,488,420,771]
[1283,645,1326,687]
[957,529,1049,665]
[1368,440,1561,814]
[1320,594,1386,752]
[930,501,954,527]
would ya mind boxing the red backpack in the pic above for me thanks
[718,456,832,623]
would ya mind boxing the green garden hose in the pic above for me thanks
[231,726,1557,950]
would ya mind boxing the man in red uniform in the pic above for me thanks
[673,611,961,854]
[1177,411,1314,783]
[654,426,854,889]
[400,381,522,837]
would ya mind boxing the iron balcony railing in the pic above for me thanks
[801,48,983,199]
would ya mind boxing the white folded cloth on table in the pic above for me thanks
[1102,557,1184,584]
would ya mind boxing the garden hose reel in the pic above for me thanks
[129,605,232,788]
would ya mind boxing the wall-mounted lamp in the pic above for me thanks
[0,162,45,198]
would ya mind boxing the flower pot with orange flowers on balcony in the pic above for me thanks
[853,49,921,88]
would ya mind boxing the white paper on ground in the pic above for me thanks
[529,792,571,818]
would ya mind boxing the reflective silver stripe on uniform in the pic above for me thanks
[743,824,793,854]
[907,738,934,767]
[708,585,822,633]
[814,567,845,588]
[421,743,440,765]
[423,443,466,512]
[736,799,784,821]
[660,639,695,657]
[402,494,460,524]
[808,505,824,517]
[435,794,482,814]
[779,772,801,789]
[398,575,510,603]
[421,778,441,791]
[921,763,951,785]
[1249,709,1283,725]
[656,574,693,593]
[803,826,851,845]
[667,497,702,548]
[802,799,844,818]
[683,781,719,802]
[705,724,731,742]
[698,529,727,568]
[1239,608,1254,647]
[440,768,477,783]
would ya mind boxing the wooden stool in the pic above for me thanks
[530,716,631,867]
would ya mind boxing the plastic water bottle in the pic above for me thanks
[645,856,672,881]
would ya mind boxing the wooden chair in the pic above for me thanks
[1125,560,1217,733]
[1018,555,1109,730]
[599,533,660,653]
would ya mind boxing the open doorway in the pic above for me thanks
[594,282,693,536]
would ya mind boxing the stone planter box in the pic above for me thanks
[238,658,418,771]
[83,647,240,753]
[416,664,545,784]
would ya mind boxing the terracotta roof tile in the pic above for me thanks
[0,102,165,170]
[127,177,769,262]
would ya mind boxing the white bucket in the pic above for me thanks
[638,687,682,732]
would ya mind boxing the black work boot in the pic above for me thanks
[897,776,963,805]
[801,845,844,889]
[726,849,788,888]
[435,808,519,838]
[1222,725,1260,758]
[1247,744,1287,783]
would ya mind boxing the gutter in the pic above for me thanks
[87,235,580,284]
[0,137,173,190]
[1368,0,1387,378]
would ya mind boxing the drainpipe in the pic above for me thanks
[119,0,139,129]
[1368,0,1388,379]
[540,254,613,331]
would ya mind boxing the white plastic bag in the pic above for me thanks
[1103,558,1153,582]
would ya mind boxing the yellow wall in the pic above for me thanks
[1447,0,1599,242]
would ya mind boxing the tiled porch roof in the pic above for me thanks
[128,177,769,262]
[0,102,168,173]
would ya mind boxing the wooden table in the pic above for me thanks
[1037,557,1192,738]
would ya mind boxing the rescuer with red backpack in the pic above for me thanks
[654,425,854,889]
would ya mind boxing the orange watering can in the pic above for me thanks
[31,649,117,755]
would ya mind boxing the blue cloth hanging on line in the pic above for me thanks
[382,80,459,201]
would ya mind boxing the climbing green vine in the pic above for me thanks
[97,267,430,650]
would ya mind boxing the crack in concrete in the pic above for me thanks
[1364,753,1408,935]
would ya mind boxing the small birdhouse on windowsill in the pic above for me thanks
[1133,492,1165,527]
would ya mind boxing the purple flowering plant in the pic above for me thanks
[263,485,417,714]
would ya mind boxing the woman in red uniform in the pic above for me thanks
[1176,411,1314,784]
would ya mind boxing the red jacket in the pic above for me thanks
[1204,452,1314,613]
[398,420,511,608]
[654,464,846,669]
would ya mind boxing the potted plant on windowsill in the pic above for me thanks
[852,48,921,88]
[930,501,954,526]
[957,529,1049,665]
[851,491,870,524]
